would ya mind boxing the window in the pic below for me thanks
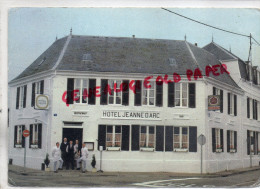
[175,83,188,107]
[227,130,237,153]
[32,80,44,107]
[106,125,122,148]
[108,80,122,105]
[82,53,92,61]
[16,85,27,109]
[258,102,260,121]
[213,87,223,113]
[228,93,237,116]
[140,126,155,148]
[74,78,88,104]
[14,125,25,148]
[258,132,260,154]
[29,124,42,148]
[173,127,188,150]
[212,128,223,152]
[247,97,255,119]
[142,81,155,106]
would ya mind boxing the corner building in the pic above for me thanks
[9,34,259,173]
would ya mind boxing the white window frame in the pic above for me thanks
[214,87,221,112]
[16,125,23,145]
[140,126,155,148]
[258,132,260,154]
[250,131,254,153]
[74,78,89,104]
[258,101,260,121]
[34,81,41,94]
[31,124,40,145]
[249,98,253,119]
[173,127,189,150]
[229,130,235,150]
[142,81,155,106]
[106,125,122,148]
[215,128,222,151]
[175,83,188,107]
[108,80,122,105]
[19,86,25,109]
[229,93,236,116]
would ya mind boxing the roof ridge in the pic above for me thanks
[185,41,204,71]
[211,42,238,60]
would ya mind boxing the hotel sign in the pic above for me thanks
[35,94,49,110]
[102,110,161,120]
[208,95,220,111]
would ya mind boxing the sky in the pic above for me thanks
[8,8,260,81]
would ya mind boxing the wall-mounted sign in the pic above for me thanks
[102,110,161,120]
[84,142,94,151]
[208,95,220,111]
[35,94,49,110]
[73,111,89,117]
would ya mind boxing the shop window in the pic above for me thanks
[29,124,42,149]
[213,87,223,113]
[142,81,155,106]
[31,80,44,107]
[16,85,27,109]
[106,125,122,149]
[173,127,188,151]
[140,126,155,148]
[227,130,237,153]
[14,125,25,148]
[212,128,223,153]
[228,93,237,116]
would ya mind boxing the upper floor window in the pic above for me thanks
[32,80,44,107]
[14,125,25,148]
[106,125,122,148]
[213,87,223,113]
[142,81,155,106]
[108,80,122,105]
[175,83,188,107]
[173,127,188,150]
[29,124,42,148]
[247,97,258,120]
[228,93,237,116]
[16,85,27,109]
[140,126,155,148]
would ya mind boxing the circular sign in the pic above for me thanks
[198,134,206,145]
[35,94,49,109]
[23,130,30,137]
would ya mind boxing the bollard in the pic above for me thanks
[41,163,45,171]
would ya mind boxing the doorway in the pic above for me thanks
[62,128,83,151]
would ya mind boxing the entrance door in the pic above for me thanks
[62,128,83,151]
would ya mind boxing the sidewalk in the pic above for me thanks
[8,164,260,178]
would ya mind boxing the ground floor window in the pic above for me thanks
[140,126,155,148]
[173,127,188,150]
[14,125,25,148]
[29,124,42,148]
[106,125,122,148]
[227,130,237,153]
[247,130,259,155]
[212,128,223,153]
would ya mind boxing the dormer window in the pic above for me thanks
[168,58,177,67]
[82,53,92,61]
[38,57,46,66]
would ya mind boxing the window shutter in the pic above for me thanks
[88,79,96,105]
[256,132,258,155]
[247,98,250,118]
[156,126,164,151]
[256,101,258,120]
[213,87,216,95]
[16,87,20,109]
[29,124,33,148]
[14,126,17,147]
[67,78,74,104]
[188,83,196,108]
[22,125,25,148]
[134,80,142,106]
[100,79,108,105]
[189,126,197,152]
[247,130,250,155]
[253,131,256,155]
[165,126,173,151]
[227,130,230,152]
[212,128,216,152]
[98,125,106,150]
[234,95,237,116]
[228,93,231,115]
[131,125,140,151]
[156,84,163,107]
[23,85,27,108]
[121,125,130,151]
[31,83,35,107]
[40,80,44,94]
[122,80,129,106]
[234,131,237,152]
[220,129,224,152]
[220,90,223,113]
[38,124,42,149]
[168,83,175,107]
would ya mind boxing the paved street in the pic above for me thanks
[7,165,260,187]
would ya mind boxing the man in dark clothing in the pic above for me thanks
[66,140,75,170]
[60,138,68,169]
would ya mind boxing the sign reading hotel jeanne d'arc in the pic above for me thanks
[102,110,161,120]
[208,95,220,111]
[35,94,49,110]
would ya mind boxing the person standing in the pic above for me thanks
[52,142,63,173]
[74,140,80,164]
[66,140,75,170]
[60,138,68,169]
[76,143,89,173]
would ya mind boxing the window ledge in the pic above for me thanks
[140,147,155,152]
[216,149,223,153]
[15,144,22,148]
[174,148,188,152]
[30,145,39,149]
[229,149,236,153]
[106,147,121,151]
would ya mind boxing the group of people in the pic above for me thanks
[52,138,89,173]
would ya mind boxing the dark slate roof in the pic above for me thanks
[10,35,240,89]
[203,42,248,79]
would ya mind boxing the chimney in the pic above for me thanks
[132,35,135,38]
[195,43,198,47]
